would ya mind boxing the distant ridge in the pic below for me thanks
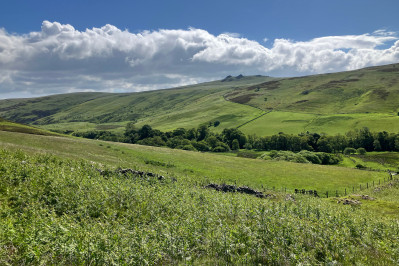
[221,74,246,82]
[0,63,398,135]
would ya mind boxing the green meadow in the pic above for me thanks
[240,111,399,136]
[0,130,389,195]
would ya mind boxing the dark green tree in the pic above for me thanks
[197,124,210,141]
[232,139,240,150]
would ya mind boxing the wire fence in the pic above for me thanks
[201,171,397,199]
[291,171,397,198]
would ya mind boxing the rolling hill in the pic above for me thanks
[0,117,60,136]
[1,63,399,135]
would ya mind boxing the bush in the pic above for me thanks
[244,143,253,150]
[191,141,210,152]
[213,146,228,152]
[232,139,240,151]
[356,164,367,169]
[264,150,309,163]
[343,147,356,155]
[357,148,367,155]
[137,136,166,147]
[181,144,196,151]
[261,150,341,165]
[298,150,322,164]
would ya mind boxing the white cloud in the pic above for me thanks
[0,21,398,98]
[221,32,241,38]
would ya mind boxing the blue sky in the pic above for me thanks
[0,0,398,98]
[2,0,398,43]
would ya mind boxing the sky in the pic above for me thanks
[0,0,398,99]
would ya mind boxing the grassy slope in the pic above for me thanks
[233,64,399,135]
[0,117,60,136]
[240,111,399,136]
[230,63,399,114]
[0,64,398,135]
[0,131,388,194]
[2,147,399,264]
[0,76,272,133]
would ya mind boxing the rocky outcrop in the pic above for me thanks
[204,183,273,198]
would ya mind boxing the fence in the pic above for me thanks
[293,172,397,198]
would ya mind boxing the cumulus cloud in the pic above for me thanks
[0,21,398,98]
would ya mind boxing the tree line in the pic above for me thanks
[73,124,399,154]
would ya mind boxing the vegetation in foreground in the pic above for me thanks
[1,148,399,265]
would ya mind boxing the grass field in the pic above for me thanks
[1,130,399,264]
[240,111,399,136]
[0,131,389,195]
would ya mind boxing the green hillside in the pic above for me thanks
[227,63,399,114]
[0,117,60,136]
[1,63,399,135]
[0,76,272,134]
[1,129,399,264]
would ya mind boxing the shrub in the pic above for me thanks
[244,143,253,150]
[343,147,356,155]
[232,139,240,151]
[137,136,166,147]
[191,141,210,152]
[181,144,196,151]
[213,146,228,152]
[298,150,322,164]
[262,150,341,165]
[357,148,367,155]
[356,164,367,169]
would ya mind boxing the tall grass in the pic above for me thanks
[1,148,399,264]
